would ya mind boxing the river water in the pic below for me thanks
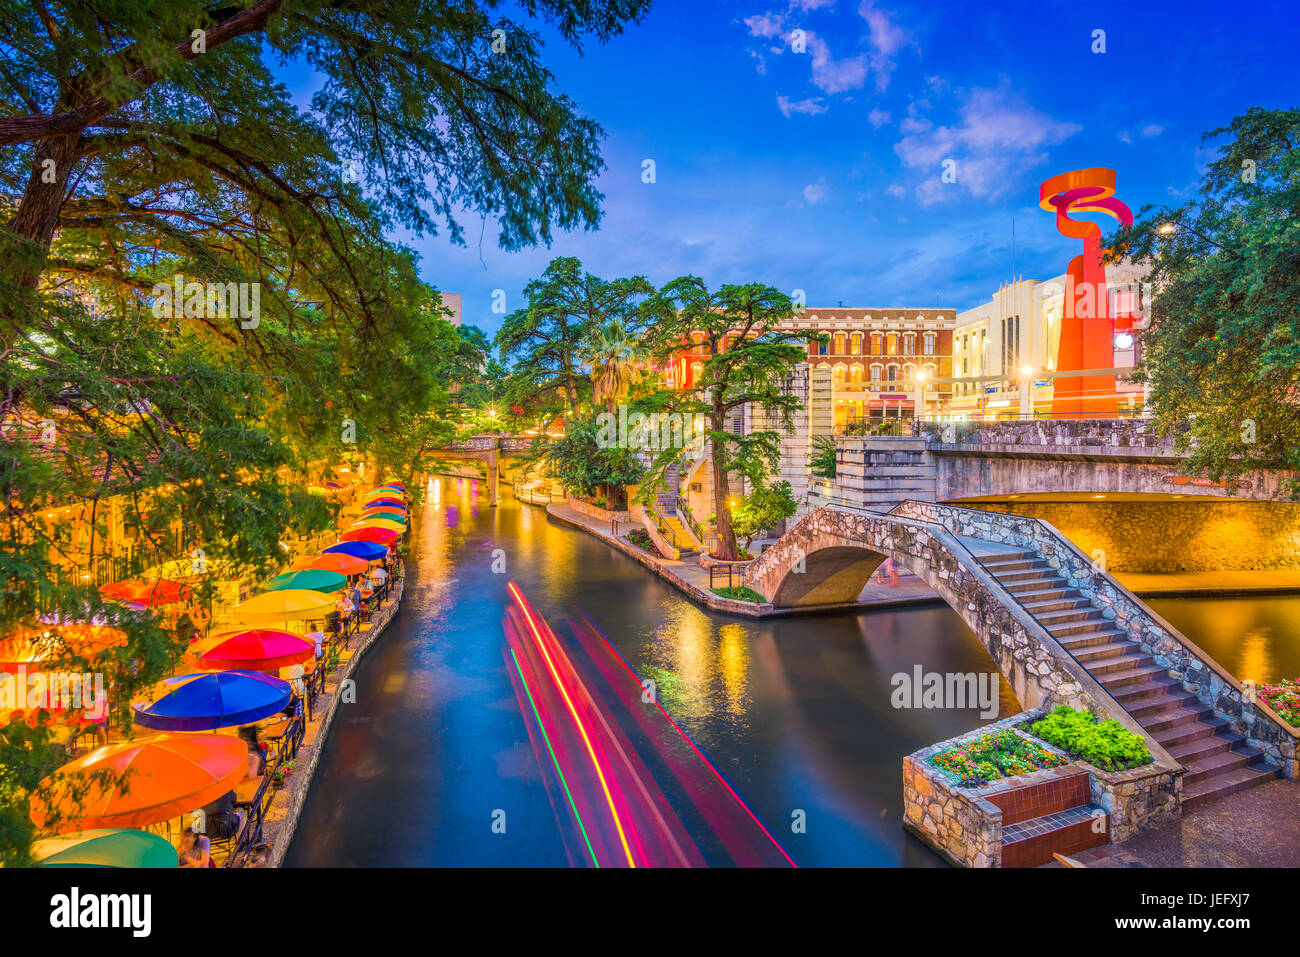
[284,476,1295,867]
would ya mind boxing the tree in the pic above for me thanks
[1108,107,1300,489]
[584,318,649,414]
[496,257,654,416]
[545,413,643,509]
[643,278,806,560]
[730,481,798,552]
[810,434,837,479]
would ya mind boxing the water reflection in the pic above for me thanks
[288,478,1030,867]
[1149,595,1300,683]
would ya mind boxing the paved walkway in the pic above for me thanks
[1116,779,1300,867]
[1117,568,1300,596]
[543,501,939,614]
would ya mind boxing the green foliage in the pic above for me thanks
[730,481,798,549]
[545,413,643,508]
[1109,107,1300,490]
[929,729,1069,787]
[640,278,806,559]
[1028,705,1153,771]
[711,585,766,604]
[809,434,837,479]
[626,528,657,554]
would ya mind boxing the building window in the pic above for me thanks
[850,332,862,355]
[850,363,863,383]
[834,332,846,355]
[870,333,882,355]
[1000,315,1020,372]
[902,333,915,355]
[887,364,898,382]
[887,333,898,355]
[923,333,935,356]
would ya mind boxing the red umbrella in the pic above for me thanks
[185,630,314,671]
[100,580,193,607]
[340,527,398,544]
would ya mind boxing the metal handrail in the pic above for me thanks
[643,503,690,550]
[675,494,704,545]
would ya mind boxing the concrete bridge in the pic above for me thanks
[427,434,541,505]
[744,501,1297,822]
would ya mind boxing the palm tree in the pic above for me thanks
[585,319,648,414]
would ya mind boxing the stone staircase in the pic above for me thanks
[987,767,1108,868]
[979,549,1278,807]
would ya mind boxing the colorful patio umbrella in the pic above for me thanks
[260,569,347,593]
[186,630,314,671]
[132,670,292,732]
[352,519,405,534]
[359,510,407,524]
[138,558,242,580]
[30,734,248,832]
[340,528,398,544]
[362,498,407,510]
[292,553,369,575]
[322,540,386,561]
[34,828,179,868]
[100,579,193,606]
[235,588,335,622]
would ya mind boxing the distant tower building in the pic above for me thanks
[441,292,463,327]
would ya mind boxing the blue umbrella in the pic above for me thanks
[364,499,407,510]
[322,539,387,561]
[132,670,292,732]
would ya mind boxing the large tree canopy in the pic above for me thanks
[1110,106,1300,489]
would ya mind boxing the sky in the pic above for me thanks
[272,0,1300,337]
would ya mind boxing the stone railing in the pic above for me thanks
[891,500,1299,778]
[916,417,1177,455]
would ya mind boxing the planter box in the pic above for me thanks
[566,494,631,523]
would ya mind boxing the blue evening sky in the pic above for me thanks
[272,0,1299,336]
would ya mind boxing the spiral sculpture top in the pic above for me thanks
[1039,167,1133,240]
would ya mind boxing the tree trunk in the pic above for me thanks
[6,129,81,291]
[710,407,738,560]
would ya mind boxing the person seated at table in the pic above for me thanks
[238,725,267,779]
[178,828,210,868]
[200,790,244,840]
[282,661,305,698]
[359,575,374,606]
[370,564,388,601]
[336,594,356,628]
[348,578,363,608]
[306,625,326,660]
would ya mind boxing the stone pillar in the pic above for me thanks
[486,450,500,507]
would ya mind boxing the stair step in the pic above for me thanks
[1150,714,1229,748]
[1014,586,1085,603]
[1071,641,1142,664]
[1181,748,1258,784]
[1181,764,1278,809]
[999,569,1060,584]
[1021,596,1092,613]
[1110,676,1182,701]
[1000,804,1109,868]
[1141,704,1214,733]
[1087,652,1155,676]
[1165,733,1246,763]
[1057,628,1130,649]
[1099,663,1170,689]
[1125,690,1199,719]
[1049,617,1124,638]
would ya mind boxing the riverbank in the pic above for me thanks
[263,564,406,867]
[1119,568,1300,597]
[543,499,940,618]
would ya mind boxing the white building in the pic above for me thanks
[947,260,1149,419]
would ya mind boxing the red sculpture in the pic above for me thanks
[1039,168,1132,418]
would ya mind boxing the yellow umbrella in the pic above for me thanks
[234,589,335,623]
[351,519,404,532]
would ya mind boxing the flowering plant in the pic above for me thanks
[929,729,1068,787]
[1258,679,1300,726]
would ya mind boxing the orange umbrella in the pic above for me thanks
[291,553,369,575]
[100,580,193,606]
[30,734,248,832]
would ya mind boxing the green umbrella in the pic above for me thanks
[260,569,347,593]
[34,828,179,868]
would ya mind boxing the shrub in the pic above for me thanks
[711,585,765,603]
[929,729,1068,787]
[626,528,657,554]
[1027,705,1152,771]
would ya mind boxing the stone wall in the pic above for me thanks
[892,500,1299,778]
[566,494,631,523]
[971,499,1300,572]
[833,436,937,511]
[744,506,1125,718]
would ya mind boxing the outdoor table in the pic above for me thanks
[233,778,262,806]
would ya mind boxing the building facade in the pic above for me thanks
[946,262,1149,419]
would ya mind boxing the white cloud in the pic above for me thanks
[778,94,830,117]
[1140,124,1164,138]
[868,108,891,129]
[894,84,1082,206]
[790,0,836,9]
[808,32,869,94]
[804,182,829,204]
[744,12,786,39]
[1118,130,1133,145]
[858,1,909,90]
[886,184,905,198]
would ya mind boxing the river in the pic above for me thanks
[284,476,1296,867]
